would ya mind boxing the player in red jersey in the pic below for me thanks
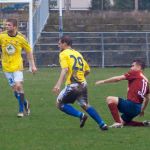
[95,59,150,128]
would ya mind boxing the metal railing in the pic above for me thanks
[34,32,150,67]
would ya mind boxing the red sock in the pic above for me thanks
[124,121,144,126]
[108,103,121,123]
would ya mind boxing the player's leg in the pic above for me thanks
[14,83,30,115]
[13,71,30,116]
[106,96,123,127]
[80,102,108,130]
[14,81,24,117]
[5,71,29,117]
[78,84,108,130]
[56,85,84,119]
[118,99,144,127]
[124,120,144,126]
[14,89,29,114]
[14,89,30,116]
[4,72,23,116]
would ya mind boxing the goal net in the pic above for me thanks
[0,0,33,47]
[0,0,49,68]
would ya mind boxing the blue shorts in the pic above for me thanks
[118,98,142,123]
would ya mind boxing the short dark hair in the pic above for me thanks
[6,18,18,27]
[60,35,72,46]
[132,59,146,70]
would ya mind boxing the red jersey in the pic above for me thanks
[124,70,149,104]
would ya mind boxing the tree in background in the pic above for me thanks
[114,0,134,10]
[139,0,150,10]
[90,0,150,11]
[49,0,57,9]
[90,0,114,10]
[90,0,102,10]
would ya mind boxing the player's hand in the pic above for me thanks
[52,86,60,95]
[95,80,104,85]
[31,66,37,74]
[139,111,144,117]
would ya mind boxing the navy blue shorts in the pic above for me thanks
[118,98,142,123]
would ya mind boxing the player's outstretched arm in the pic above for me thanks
[95,75,126,85]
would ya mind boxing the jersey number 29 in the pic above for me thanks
[70,55,83,71]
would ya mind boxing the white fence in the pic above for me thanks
[32,0,49,47]
[49,0,91,10]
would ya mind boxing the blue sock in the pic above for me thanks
[24,100,27,106]
[15,93,24,112]
[14,91,18,99]
[19,93,27,106]
[86,106,105,127]
[61,104,83,118]
[14,91,22,112]
[14,91,27,106]
[14,91,27,112]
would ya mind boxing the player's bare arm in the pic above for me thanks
[52,68,68,95]
[140,93,150,116]
[84,70,90,77]
[95,75,126,85]
[26,51,37,73]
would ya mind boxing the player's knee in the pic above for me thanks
[80,103,90,111]
[106,96,118,104]
[15,84,22,92]
[106,96,111,103]
[56,101,63,110]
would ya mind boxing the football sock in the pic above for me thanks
[86,106,105,127]
[124,121,144,126]
[19,93,27,106]
[108,103,121,123]
[14,91,23,112]
[16,93,24,112]
[61,104,82,118]
[14,91,18,99]
[14,91,27,107]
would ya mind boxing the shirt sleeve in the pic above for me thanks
[0,34,2,45]
[124,70,139,80]
[83,59,90,72]
[59,53,68,69]
[22,37,32,53]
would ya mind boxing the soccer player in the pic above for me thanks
[95,59,150,128]
[52,35,108,131]
[0,18,37,117]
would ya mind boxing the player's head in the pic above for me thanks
[58,35,72,51]
[5,18,18,33]
[131,59,145,71]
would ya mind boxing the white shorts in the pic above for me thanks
[4,71,24,87]
[57,82,88,106]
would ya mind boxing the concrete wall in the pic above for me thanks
[70,0,91,10]
[50,0,91,10]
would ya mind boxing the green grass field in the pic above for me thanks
[0,68,150,150]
